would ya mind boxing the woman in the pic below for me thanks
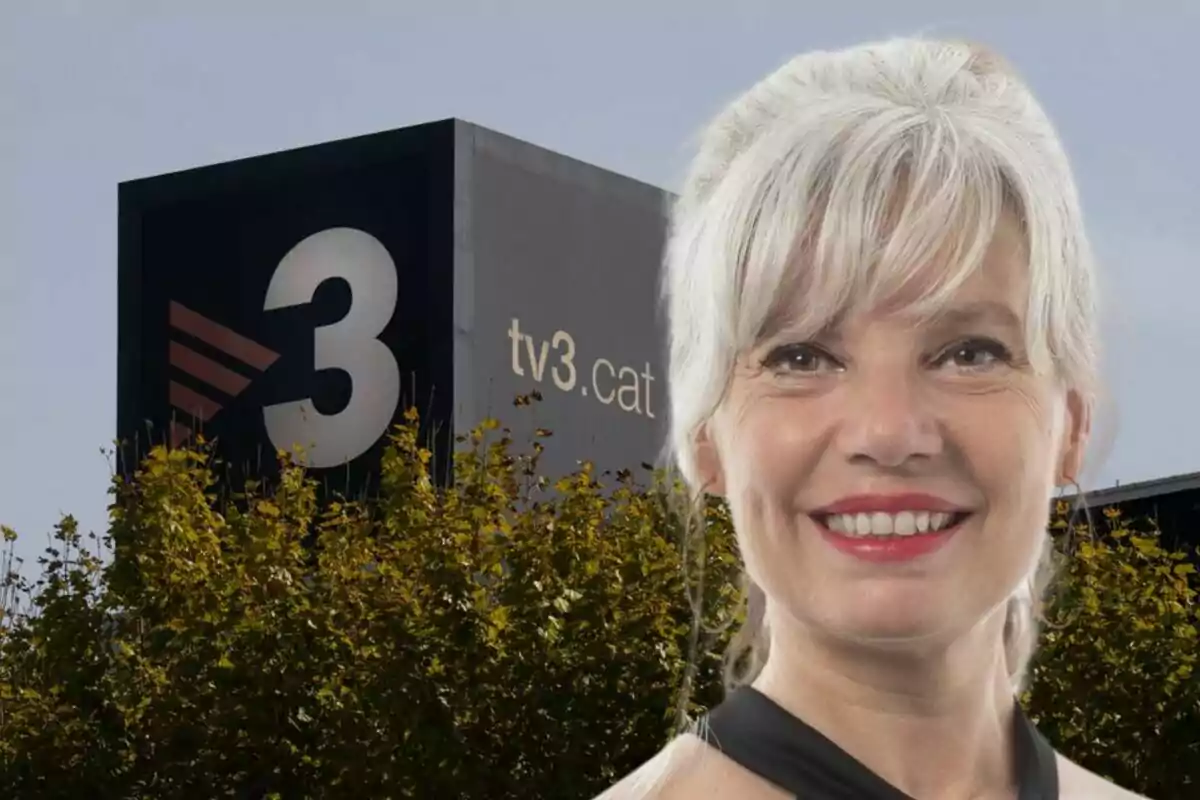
[599,38,1149,799]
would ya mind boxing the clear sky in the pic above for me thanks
[2,1,1198,575]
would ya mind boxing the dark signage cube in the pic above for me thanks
[118,119,671,494]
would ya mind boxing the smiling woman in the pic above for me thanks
[596,38,1150,800]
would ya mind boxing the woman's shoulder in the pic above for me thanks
[592,731,789,800]
[1056,752,1153,800]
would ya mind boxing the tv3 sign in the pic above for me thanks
[168,227,401,469]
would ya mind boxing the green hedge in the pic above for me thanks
[0,409,1195,798]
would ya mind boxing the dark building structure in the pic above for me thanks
[117,119,672,497]
[1066,471,1200,553]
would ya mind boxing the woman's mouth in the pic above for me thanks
[811,506,969,563]
[815,510,972,538]
[808,496,973,563]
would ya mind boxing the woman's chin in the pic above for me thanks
[814,593,966,648]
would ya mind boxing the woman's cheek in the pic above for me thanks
[1001,382,1066,485]
[725,394,814,498]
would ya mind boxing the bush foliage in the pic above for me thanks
[0,409,1196,798]
[0,409,741,799]
[1025,505,1199,796]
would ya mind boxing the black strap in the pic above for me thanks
[702,686,1058,799]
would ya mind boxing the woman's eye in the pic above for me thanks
[762,344,840,374]
[934,338,1012,371]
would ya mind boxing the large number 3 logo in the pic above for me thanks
[262,227,401,469]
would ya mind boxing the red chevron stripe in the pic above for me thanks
[169,301,279,371]
[169,420,193,449]
[169,381,222,422]
[169,340,252,397]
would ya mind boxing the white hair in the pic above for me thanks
[663,37,1098,700]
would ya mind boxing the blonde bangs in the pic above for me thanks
[727,108,1017,351]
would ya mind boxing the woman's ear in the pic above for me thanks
[694,423,726,497]
[1057,389,1091,487]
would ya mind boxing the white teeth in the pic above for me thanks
[824,510,960,537]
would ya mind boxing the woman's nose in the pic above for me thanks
[834,371,944,469]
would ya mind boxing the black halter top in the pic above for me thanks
[702,686,1059,799]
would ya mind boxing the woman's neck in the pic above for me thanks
[752,609,1019,800]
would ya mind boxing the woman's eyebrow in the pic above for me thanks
[758,298,848,343]
[759,316,844,345]
[927,301,1022,332]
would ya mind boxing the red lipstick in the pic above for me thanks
[812,493,969,564]
[814,493,964,515]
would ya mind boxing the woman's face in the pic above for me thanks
[700,214,1088,648]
